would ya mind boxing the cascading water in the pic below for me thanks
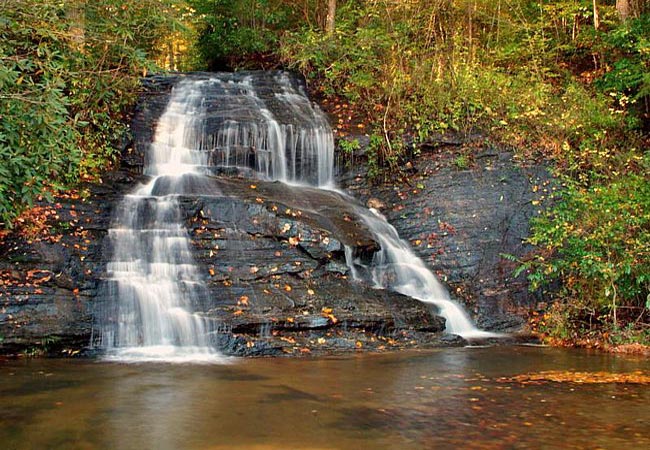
[99,73,337,362]
[345,207,496,338]
[99,71,491,362]
[100,80,223,363]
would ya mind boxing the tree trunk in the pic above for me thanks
[616,0,646,21]
[66,0,85,46]
[593,0,600,30]
[326,0,336,34]
[167,41,176,71]
[617,0,632,20]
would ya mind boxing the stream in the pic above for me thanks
[1,347,649,449]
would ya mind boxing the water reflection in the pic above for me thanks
[104,368,215,449]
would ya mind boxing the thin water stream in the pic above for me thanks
[1,347,649,449]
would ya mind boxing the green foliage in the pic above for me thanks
[524,169,650,341]
[0,0,186,227]
[338,137,360,157]
[277,2,645,176]
[595,14,650,118]
[189,0,298,68]
[0,1,82,224]
[452,155,471,170]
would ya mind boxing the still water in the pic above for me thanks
[1,346,648,449]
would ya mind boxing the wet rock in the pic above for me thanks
[341,143,552,333]
[367,198,386,210]
[0,169,452,356]
[3,73,520,357]
[0,186,114,355]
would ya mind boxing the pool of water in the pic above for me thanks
[1,346,649,449]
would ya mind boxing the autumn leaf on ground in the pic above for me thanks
[321,307,338,323]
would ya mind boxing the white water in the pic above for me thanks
[345,207,497,338]
[102,80,226,363]
[101,72,493,362]
[158,73,335,186]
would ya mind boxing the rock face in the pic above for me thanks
[0,173,451,356]
[0,71,455,356]
[341,140,551,331]
[0,185,117,355]
[0,73,547,357]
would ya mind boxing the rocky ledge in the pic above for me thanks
[340,135,553,332]
[0,172,460,357]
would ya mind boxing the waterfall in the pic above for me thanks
[99,71,492,362]
[345,207,496,338]
[100,80,224,363]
